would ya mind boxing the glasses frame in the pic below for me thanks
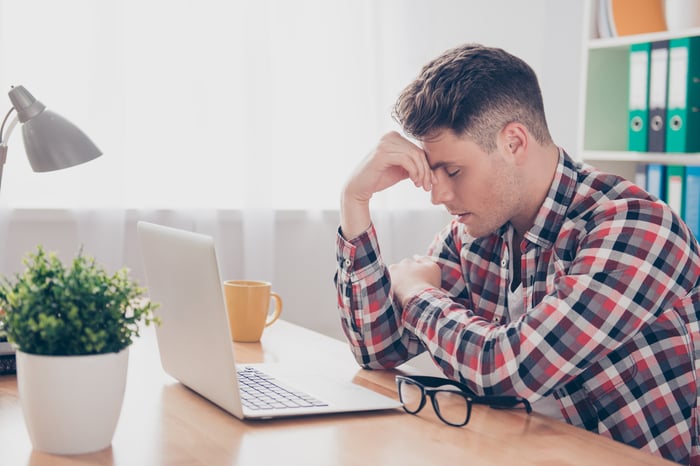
[395,375,532,427]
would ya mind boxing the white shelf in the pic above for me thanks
[583,151,700,165]
[589,26,700,49]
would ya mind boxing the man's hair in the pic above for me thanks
[393,44,552,152]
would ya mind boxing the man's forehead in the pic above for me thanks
[421,131,471,169]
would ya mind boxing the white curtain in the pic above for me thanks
[0,208,451,341]
[0,0,583,339]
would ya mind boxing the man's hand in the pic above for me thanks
[388,255,441,308]
[340,132,434,240]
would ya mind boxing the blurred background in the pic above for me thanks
[0,0,584,339]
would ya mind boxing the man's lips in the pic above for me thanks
[447,208,472,223]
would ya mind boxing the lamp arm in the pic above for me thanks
[0,107,18,193]
[0,107,15,144]
[0,145,5,192]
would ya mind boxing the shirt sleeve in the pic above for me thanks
[334,221,473,369]
[333,223,419,368]
[402,200,698,400]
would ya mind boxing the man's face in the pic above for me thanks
[423,129,522,238]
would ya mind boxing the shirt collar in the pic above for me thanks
[522,148,578,250]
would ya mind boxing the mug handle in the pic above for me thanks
[265,291,283,327]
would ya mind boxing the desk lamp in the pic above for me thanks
[0,85,102,191]
[0,85,101,375]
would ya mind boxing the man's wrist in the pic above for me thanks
[340,194,372,241]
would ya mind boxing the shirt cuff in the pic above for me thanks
[336,223,382,281]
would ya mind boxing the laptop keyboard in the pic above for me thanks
[237,366,329,411]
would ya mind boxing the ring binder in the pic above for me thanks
[648,40,670,153]
[666,36,700,153]
[628,42,651,151]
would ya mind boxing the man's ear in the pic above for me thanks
[500,122,528,159]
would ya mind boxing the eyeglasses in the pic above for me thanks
[395,375,532,427]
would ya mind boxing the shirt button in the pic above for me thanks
[500,259,507,268]
[344,259,352,268]
[493,316,501,324]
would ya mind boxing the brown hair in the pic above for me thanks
[393,44,552,152]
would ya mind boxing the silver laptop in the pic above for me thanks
[136,221,401,420]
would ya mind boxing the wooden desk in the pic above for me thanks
[0,320,674,465]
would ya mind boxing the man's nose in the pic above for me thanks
[430,178,453,205]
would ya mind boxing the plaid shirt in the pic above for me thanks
[335,151,700,465]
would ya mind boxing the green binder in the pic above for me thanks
[666,36,700,153]
[628,42,651,152]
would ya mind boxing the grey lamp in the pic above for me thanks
[0,85,102,190]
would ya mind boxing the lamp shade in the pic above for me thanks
[8,86,102,172]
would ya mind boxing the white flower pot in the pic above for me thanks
[16,348,129,455]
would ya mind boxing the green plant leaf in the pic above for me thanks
[0,246,159,355]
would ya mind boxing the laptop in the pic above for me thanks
[136,221,401,420]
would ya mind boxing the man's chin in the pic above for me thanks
[459,220,501,239]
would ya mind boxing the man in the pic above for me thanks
[334,44,700,465]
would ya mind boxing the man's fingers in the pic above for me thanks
[381,132,432,192]
[405,149,432,191]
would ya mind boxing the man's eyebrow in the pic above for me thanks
[429,161,448,171]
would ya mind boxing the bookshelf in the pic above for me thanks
[578,0,700,182]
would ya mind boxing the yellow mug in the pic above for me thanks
[223,280,283,342]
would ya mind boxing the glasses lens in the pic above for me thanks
[433,389,470,426]
[398,379,424,414]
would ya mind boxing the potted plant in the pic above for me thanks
[0,245,158,455]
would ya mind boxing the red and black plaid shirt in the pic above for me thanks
[335,150,700,465]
